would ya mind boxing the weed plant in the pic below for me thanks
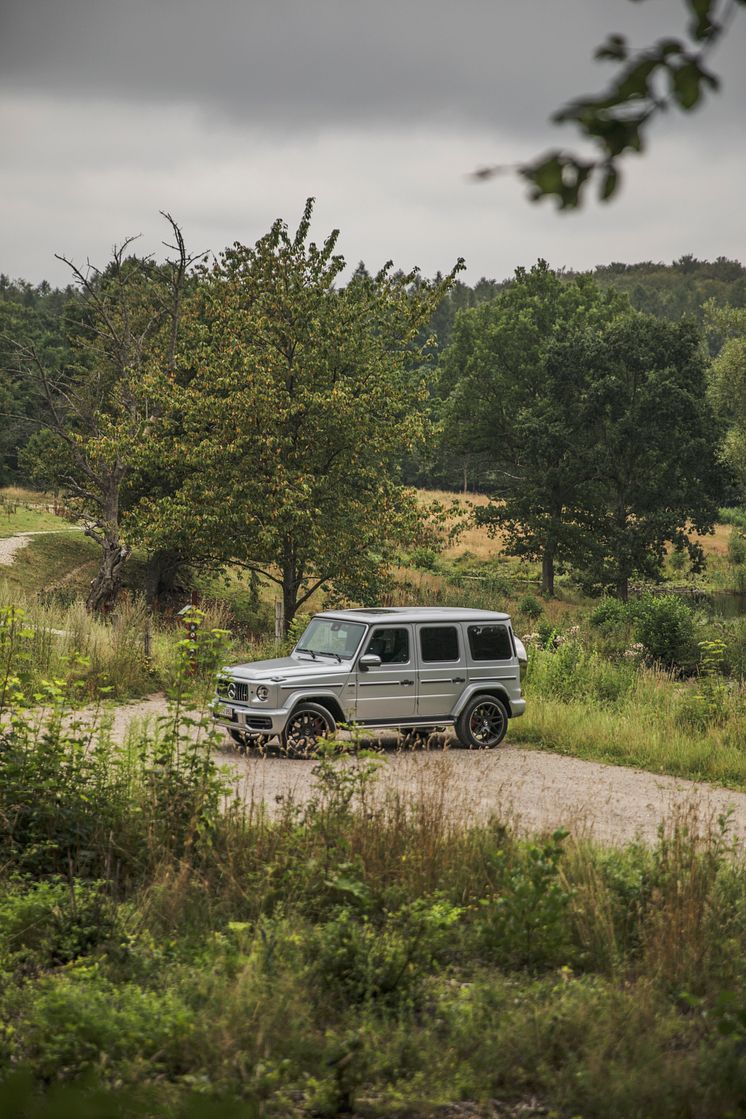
[0,588,241,701]
[2,705,746,1116]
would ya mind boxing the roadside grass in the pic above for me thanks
[1,532,99,597]
[0,591,243,701]
[510,636,746,788]
[512,691,746,787]
[2,692,746,1117]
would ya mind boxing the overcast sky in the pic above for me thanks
[1,0,745,286]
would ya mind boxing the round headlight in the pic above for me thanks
[255,685,269,702]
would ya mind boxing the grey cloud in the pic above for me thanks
[2,0,744,138]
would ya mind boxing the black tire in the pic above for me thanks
[229,729,250,753]
[282,702,336,757]
[455,695,509,749]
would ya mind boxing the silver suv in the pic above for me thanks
[212,607,527,754]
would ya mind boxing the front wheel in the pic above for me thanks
[455,695,509,749]
[282,702,336,757]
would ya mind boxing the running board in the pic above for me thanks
[354,717,455,728]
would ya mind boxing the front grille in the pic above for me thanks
[217,678,249,703]
[245,716,273,731]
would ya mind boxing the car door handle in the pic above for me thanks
[452,676,466,683]
[401,679,414,686]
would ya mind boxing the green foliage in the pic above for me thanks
[518,592,543,620]
[477,829,573,969]
[0,609,230,882]
[131,200,461,631]
[441,261,628,595]
[633,594,699,671]
[517,0,739,209]
[0,879,115,973]
[589,596,630,629]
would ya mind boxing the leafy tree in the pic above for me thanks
[132,200,461,631]
[0,277,76,482]
[705,302,746,497]
[17,217,200,612]
[440,261,628,594]
[440,265,722,597]
[576,314,723,598]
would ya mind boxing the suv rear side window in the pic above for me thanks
[365,627,410,664]
[468,624,512,661]
[420,626,460,662]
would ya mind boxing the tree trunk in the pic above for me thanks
[144,548,184,607]
[86,533,131,614]
[282,578,298,638]
[616,574,629,602]
[541,547,555,597]
[281,538,301,637]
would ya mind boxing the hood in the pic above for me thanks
[222,655,349,682]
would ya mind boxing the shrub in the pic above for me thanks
[0,879,115,973]
[632,595,699,672]
[518,593,543,620]
[13,974,194,1080]
[589,598,630,629]
[475,829,574,970]
[727,528,746,568]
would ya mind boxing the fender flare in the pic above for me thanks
[452,682,513,719]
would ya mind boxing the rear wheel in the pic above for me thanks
[455,695,509,749]
[282,703,335,757]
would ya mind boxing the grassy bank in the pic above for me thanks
[1,685,746,1117]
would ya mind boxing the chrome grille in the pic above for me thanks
[217,678,249,703]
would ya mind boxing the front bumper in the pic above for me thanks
[210,699,288,737]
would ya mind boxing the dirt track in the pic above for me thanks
[0,528,84,566]
[106,694,746,848]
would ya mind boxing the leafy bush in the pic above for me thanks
[719,506,746,530]
[12,974,194,1080]
[589,597,630,629]
[476,829,574,969]
[632,594,699,671]
[0,879,115,974]
[518,593,543,620]
[312,896,460,1010]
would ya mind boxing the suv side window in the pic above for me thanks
[365,627,410,664]
[468,623,512,661]
[420,625,460,662]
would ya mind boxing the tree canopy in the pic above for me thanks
[131,199,461,629]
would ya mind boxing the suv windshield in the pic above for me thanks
[295,617,366,660]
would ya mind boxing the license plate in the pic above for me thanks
[214,703,233,718]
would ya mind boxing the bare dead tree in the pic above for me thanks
[14,215,204,613]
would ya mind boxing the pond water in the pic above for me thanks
[710,591,746,619]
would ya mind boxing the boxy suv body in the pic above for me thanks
[212,607,527,753]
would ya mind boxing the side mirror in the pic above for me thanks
[358,653,382,671]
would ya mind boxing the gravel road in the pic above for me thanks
[105,694,746,847]
[0,528,84,566]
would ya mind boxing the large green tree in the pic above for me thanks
[580,314,722,598]
[132,200,460,630]
[441,263,722,597]
[441,261,627,594]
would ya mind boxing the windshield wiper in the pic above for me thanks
[297,648,343,663]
